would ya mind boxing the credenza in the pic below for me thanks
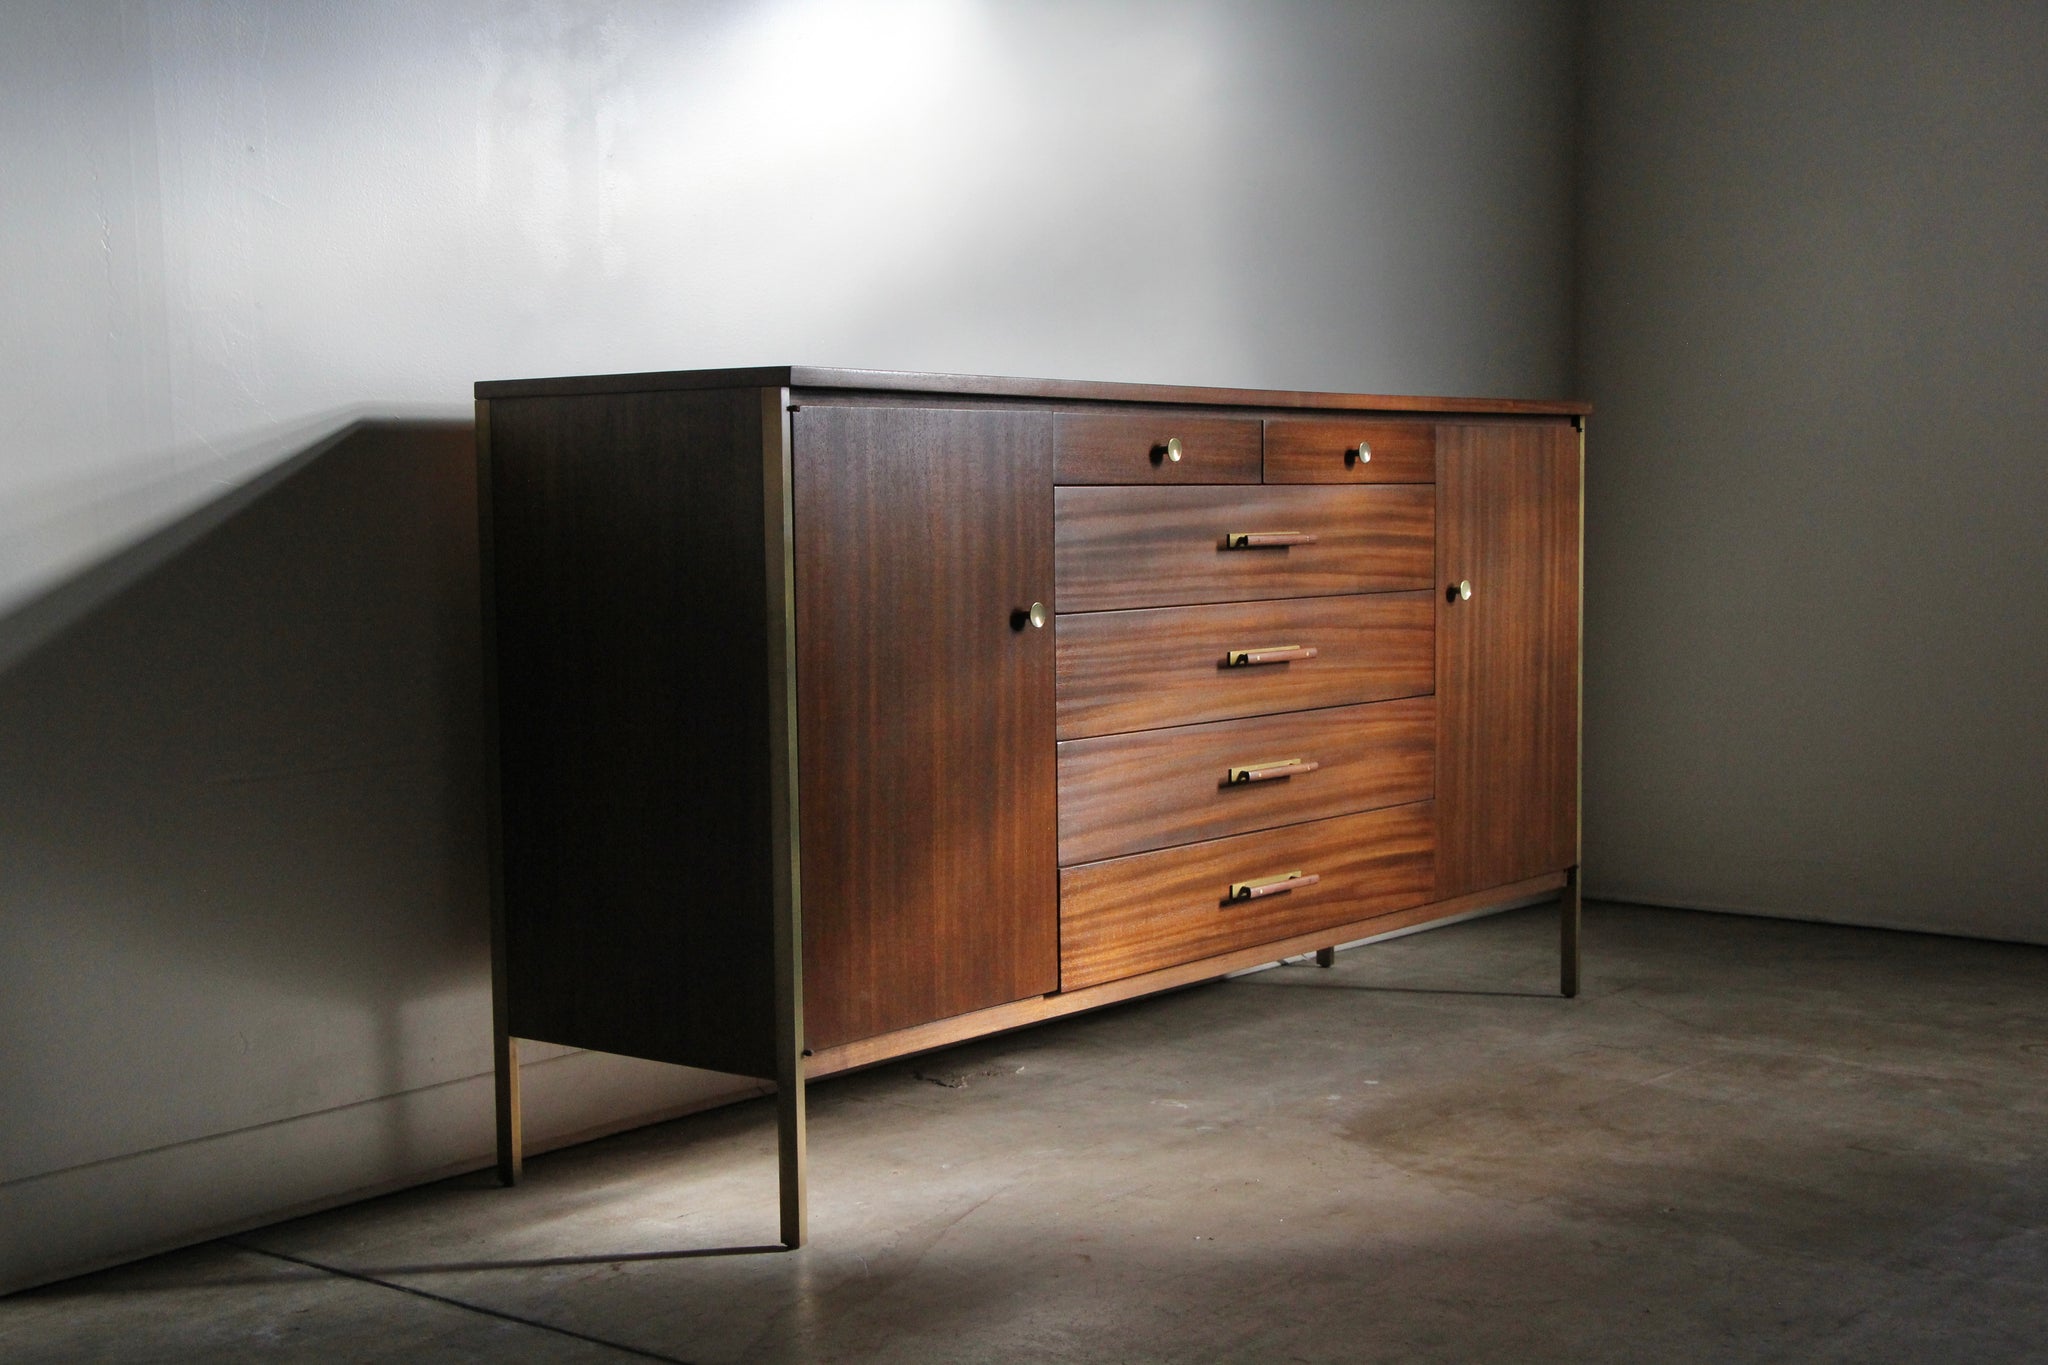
[475,367,1585,1246]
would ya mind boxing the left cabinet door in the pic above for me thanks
[792,404,1059,1049]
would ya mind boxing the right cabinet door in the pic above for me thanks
[1434,421,1581,900]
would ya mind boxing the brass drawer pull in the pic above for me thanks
[1225,530,1318,549]
[1225,758,1320,785]
[1225,644,1317,667]
[1227,870,1320,902]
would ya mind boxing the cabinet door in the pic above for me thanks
[792,405,1058,1049]
[1435,422,1581,899]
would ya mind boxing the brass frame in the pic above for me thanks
[477,398,525,1187]
[1561,418,1586,999]
[761,387,807,1248]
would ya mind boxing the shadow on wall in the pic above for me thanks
[0,420,491,1188]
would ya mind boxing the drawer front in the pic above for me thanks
[1265,419,1436,484]
[1055,412,1262,485]
[1056,485,1435,613]
[1060,803,1436,989]
[1057,698,1434,866]
[1056,592,1433,740]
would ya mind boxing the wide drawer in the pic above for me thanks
[1056,592,1434,740]
[1057,697,1435,865]
[1054,411,1262,485]
[1059,802,1437,989]
[1056,485,1435,612]
[1265,418,1436,484]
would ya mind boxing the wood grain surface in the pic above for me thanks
[1059,803,1437,989]
[487,387,779,1078]
[1056,592,1434,740]
[1056,485,1435,612]
[1054,411,1262,484]
[1434,421,1581,898]
[1055,697,1436,865]
[1264,418,1437,484]
[478,366,1591,416]
[792,404,1059,1051]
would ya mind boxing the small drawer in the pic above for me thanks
[1265,419,1435,484]
[1059,803,1436,989]
[1057,697,1435,866]
[1055,591,1434,741]
[1056,485,1435,613]
[1055,412,1262,484]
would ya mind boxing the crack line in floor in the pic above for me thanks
[224,1240,696,1364]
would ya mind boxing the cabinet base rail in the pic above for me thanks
[490,870,1580,1245]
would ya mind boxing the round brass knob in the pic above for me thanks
[1355,441,1372,464]
[1028,601,1049,628]
[1457,580,1472,601]
[1164,437,1183,463]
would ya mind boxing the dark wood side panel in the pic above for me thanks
[1056,485,1435,612]
[1264,418,1436,484]
[1060,803,1437,990]
[1435,421,1581,898]
[1056,697,1436,865]
[1056,592,1434,740]
[488,388,778,1079]
[793,405,1058,1051]
[1053,411,1261,484]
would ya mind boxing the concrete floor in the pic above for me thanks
[6,901,2048,1363]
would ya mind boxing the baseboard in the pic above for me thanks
[1584,886,2048,949]
[0,1049,767,1297]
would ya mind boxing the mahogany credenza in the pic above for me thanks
[475,367,1585,1246]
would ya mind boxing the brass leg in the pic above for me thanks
[1314,947,1336,969]
[1560,866,1582,999]
[494,1032,523,1185]
[777,1061,808,1248]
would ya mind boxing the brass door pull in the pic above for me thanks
[1225,645,1317,667]
[1227,870,1320,902]
[1225,531,1317,549]
[1225,758,1319,785]
[1347,441,1372,466]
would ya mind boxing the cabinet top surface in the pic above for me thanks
[474,365,1590,417]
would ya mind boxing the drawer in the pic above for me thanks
[1056,591,1434,740]
[1055,412,1262,484]
[1056,697,1434,866]
[1056,485,1435,612]
[1265,418,1436,484]
[1059,802,1436,990]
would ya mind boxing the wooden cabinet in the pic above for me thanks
[477,367,1585,1247]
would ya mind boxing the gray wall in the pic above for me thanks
[1,1,1581,1291]
[1577,2,2048,941]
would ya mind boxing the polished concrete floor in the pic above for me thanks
[7,901,2048,1363]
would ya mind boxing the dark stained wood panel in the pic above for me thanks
[1265,418,1437,484]
[1053,411,1261,484]
[793,405,1058,1051]
[1056,485,1435,612]
[1060,803,1437,990]
[1435,421,1581,898]
[1056,697,1436,865]
[487,387,779,1079]
[479,365,1591,416]
[1056,592,1434,740]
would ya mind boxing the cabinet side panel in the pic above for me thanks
[793,405,1059,1051]
[1435,421,1582,898]
[487,388,778,1078]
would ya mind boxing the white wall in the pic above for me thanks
[0,0,1581,1291]
[1576,2,2048,941]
